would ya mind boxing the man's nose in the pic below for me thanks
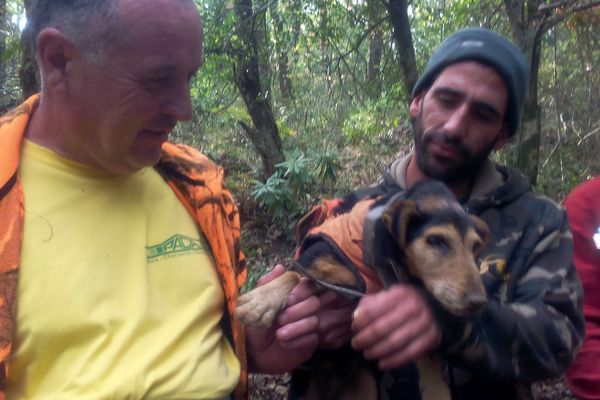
[164,82,193,121]
[443,105,469,138]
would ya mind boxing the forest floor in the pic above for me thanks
[248,373,577,400]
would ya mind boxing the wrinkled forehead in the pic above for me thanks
[117,0,202,44]
[107,0,203,68]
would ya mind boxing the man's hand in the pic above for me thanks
[351,284,440,370]
[316,290,356,349]
[246,265,321,374]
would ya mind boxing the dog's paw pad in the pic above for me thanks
[235,271,301,328]
[236,290,282,328]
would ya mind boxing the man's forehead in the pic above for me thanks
[429,61,508,112]
[118,0,196,9]
[117,0,201,30]
[433,61,506,88]
[113,0,202,54]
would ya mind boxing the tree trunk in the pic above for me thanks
[518,98,541,185]
[503,0,597,185]
[385,0,418,103]
[271,0,293,99]
[19,0,39,98]
[233,0,284,179]
[504,0,538,184]
[503,0,567,186]
[366,0,384,100]
[316,0,332,91]
[516,20,544,185]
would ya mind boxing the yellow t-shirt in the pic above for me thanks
[8,140,240,399]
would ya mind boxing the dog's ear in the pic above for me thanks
[382,200,420,249]
[470,215,490,253]
[295,199,342,243]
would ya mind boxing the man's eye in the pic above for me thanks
[473,111,494,123]
[437,95,456,107]
[147,76,171,85]
[141,76,172,91]
[148,75,169,83]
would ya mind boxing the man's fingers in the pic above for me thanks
[276,315,320,345]
[359,308,433,360]
[377,324,439,369]
[320,326,352,349]
[257,264,286,286]
[319,290,355,308]
[277,332,319,351]
[286,278,318,307]
[319,302,354,329]
[353,292,426,352]
[277,287,320,326]
[350,284,441,368]
[351,288,406,334]
[352,285,426,333]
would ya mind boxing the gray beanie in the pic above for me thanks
[412,28,529,137]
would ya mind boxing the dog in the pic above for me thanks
[236,180,489,400]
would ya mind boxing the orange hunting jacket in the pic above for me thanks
[295,197,383,294]
[0,96,248,399]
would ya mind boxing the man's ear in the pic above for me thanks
[493,125,510,150]
[36,28,76,91]
[409,92,424,118]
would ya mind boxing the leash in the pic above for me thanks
[289,260,365,299]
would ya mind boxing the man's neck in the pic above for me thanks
[25,98,86,166]
[25,98,60,148]
[405,153,473,199]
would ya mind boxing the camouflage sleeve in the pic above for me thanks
[438,209,585,382]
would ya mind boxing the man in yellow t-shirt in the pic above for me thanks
[0,0,322,398]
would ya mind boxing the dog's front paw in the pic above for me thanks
[236,287,282,328]
[236,271,301,328]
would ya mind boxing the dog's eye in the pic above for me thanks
[426,234,449,251]
[472,240,484,255]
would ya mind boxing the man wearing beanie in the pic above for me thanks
[288,28,584,400]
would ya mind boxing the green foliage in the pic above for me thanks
[2,0,597,239]
[1,0,26,111]
[343,106,383,144]
[343,84,407,145]
[249,149,342,230]
[251,173,294,220]
[239,254,269,293]
[410,0,511,73]
[314,149,339,184]
[277,153,312,190]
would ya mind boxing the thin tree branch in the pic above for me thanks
[539,0,571,12]
[539,1,600,33]
[330,16,388,63]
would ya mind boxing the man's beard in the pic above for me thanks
[411,113,496,184]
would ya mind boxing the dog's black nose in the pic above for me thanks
[465,293,487,314]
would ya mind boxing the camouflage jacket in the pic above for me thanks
[290,155,584,400]
[382,155,585,398]
[0,96,248,400]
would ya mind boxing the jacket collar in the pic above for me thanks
[0,95,183,193]
[383,151,510,204]
[0,95,40,191]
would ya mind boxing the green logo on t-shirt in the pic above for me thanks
[146,234,204,263]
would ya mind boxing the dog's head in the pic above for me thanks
[380,180,489,316]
